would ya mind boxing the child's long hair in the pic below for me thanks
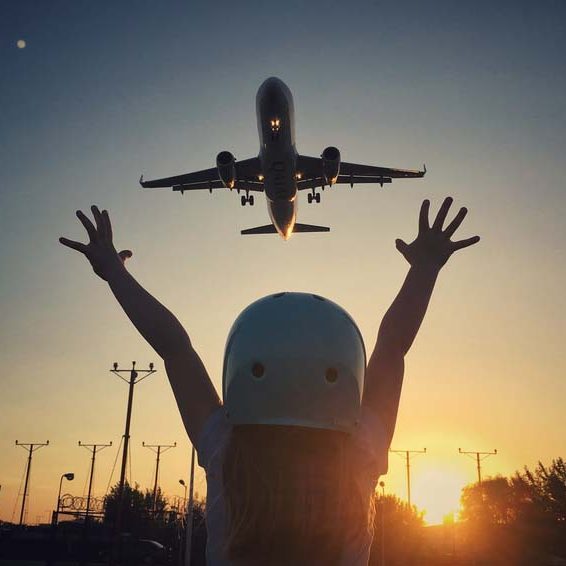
[222,424,376,565]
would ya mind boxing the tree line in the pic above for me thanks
[369,457,566,565]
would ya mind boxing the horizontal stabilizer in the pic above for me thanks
[292,223,330,233]
[241,223,330,236]
[241,224,278,235]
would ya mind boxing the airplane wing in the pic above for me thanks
[140,157,264,192]
[296,155,425,190]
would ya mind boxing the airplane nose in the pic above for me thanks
[257,77,288,109]
[258,76,284,93]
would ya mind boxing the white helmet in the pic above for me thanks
[222,292,366,433]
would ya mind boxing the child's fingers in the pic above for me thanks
[432,197,453,231]
[395,238,410,257]
[118,250,133,262]
[451,235,480,251]
[76,210,97,242]
[59,237,87,254]
[419,200,430,234]
[444,207,468,239]
[102,209,113,241]
[91,205,106,239]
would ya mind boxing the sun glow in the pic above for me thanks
[410,467,468,525]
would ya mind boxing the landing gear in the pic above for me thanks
[308,192,321,204]
[240,193,255,206]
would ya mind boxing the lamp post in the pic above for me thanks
[178,479,188,566]
[379,481,386,566]
[184,447,196,566]
[55,473,74,525]
[179,479,188,511]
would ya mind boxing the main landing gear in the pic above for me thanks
[307,191,321,204]
[241,193,254,206]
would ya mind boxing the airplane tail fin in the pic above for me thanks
[241,223,330,236]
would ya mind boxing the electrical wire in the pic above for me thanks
[11,456,27,523]
[105,436,123,495]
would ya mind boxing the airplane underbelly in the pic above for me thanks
[264,178,295,201]
[263,153,296,201]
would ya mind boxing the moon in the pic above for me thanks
[17,40,26,49]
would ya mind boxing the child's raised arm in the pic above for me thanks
[363,197,480,444]
[60,205,221,445]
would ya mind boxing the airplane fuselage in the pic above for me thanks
[140,77,425,238]
[256,77,298,240]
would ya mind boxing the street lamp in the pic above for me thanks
[179,479,188,510]
[55,473,74,526]
[379,481,385,566]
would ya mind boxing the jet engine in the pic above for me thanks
[216,151,236,189]
[321,146,341,185]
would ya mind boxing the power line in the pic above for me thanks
[15,441,49,525]
[11,464,27,523]
[78,441,112,522]
[389,448,426,506]
[142,442,176,515]
[458,448,498,484]
[105,436,123,496]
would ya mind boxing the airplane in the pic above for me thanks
[140,77,426,240]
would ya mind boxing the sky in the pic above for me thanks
[1,0,565,526]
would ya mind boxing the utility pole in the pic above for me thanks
[458,448,497,484]
[15,441,49,525]
[389,448,426,506]
[110,361,155,564]
[184,446,196,566]
[379,481,386,566]
[78,441,112,522]
[142,442,176,515]
[78,441,110,566]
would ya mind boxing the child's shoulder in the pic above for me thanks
[197,406,231,471]
[351,405,390,481]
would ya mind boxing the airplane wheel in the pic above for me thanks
[249,195,254,206]
[316,193,321,204]
[241,195,246,206]
[307,193,312,204]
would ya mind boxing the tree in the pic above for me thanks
[369,494,425,565]
[517,458,566,523]
[459,460,566,563]
[460,476,515,525]
[103,482,169,534]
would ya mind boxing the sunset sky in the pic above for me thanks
[1,0,565,526]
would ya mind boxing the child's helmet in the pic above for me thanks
[222,292,366,433]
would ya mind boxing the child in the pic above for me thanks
[60,197,479,565]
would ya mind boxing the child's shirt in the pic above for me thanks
[197,405,389,565]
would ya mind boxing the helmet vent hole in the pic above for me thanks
[312,294,325,301]
[273,292,286,298]
[325,367,338,383]
[251,362,265,379]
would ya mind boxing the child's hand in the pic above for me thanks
[59,205,132,281]
[396,197,480,270]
